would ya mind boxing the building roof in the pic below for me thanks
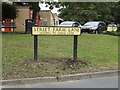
[58,17,64,21]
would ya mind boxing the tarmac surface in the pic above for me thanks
[2,70,119,87]
[4,75,118,88]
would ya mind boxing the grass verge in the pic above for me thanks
[2,34,118,80]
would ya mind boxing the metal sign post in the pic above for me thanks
[73,35,78,61]
[34,35,38,62]
[32,26,81,62]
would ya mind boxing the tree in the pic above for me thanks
[93,2,115,24]
[58,2,99,24]
[2,2,18,20]
[48,2,117,24]
[111,2,120,24]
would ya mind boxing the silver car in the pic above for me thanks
[59,21,81,27]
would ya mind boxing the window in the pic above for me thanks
[72,23,79,27]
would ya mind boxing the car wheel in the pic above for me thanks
[94,30,98,34]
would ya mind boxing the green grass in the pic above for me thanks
[2,34,118,79]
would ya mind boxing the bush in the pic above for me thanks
[103,31,120,36]
[117,26,120,32]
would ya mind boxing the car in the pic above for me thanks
[107,24,117,32]
[81,21,106,34]
[59,21,81,27]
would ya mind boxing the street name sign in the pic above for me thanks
[32,26,81,62]
[32,26,81,35]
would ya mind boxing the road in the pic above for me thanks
[3,76,118,88]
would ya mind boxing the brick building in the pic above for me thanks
[14,6,31,33]
[2,2,62,33]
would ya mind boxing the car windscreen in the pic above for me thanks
[60,22,73,25]
[107,24,117,27]
[84,22,99,26]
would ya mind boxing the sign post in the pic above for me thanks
[34,35,38,62]
[32,26,81,62]
[73,35,78,61]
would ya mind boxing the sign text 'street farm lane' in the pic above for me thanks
[32,26,81,35]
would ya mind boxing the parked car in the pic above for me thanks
[107,24,117,32]
[59,21,81,27]
[81,21,106,34]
